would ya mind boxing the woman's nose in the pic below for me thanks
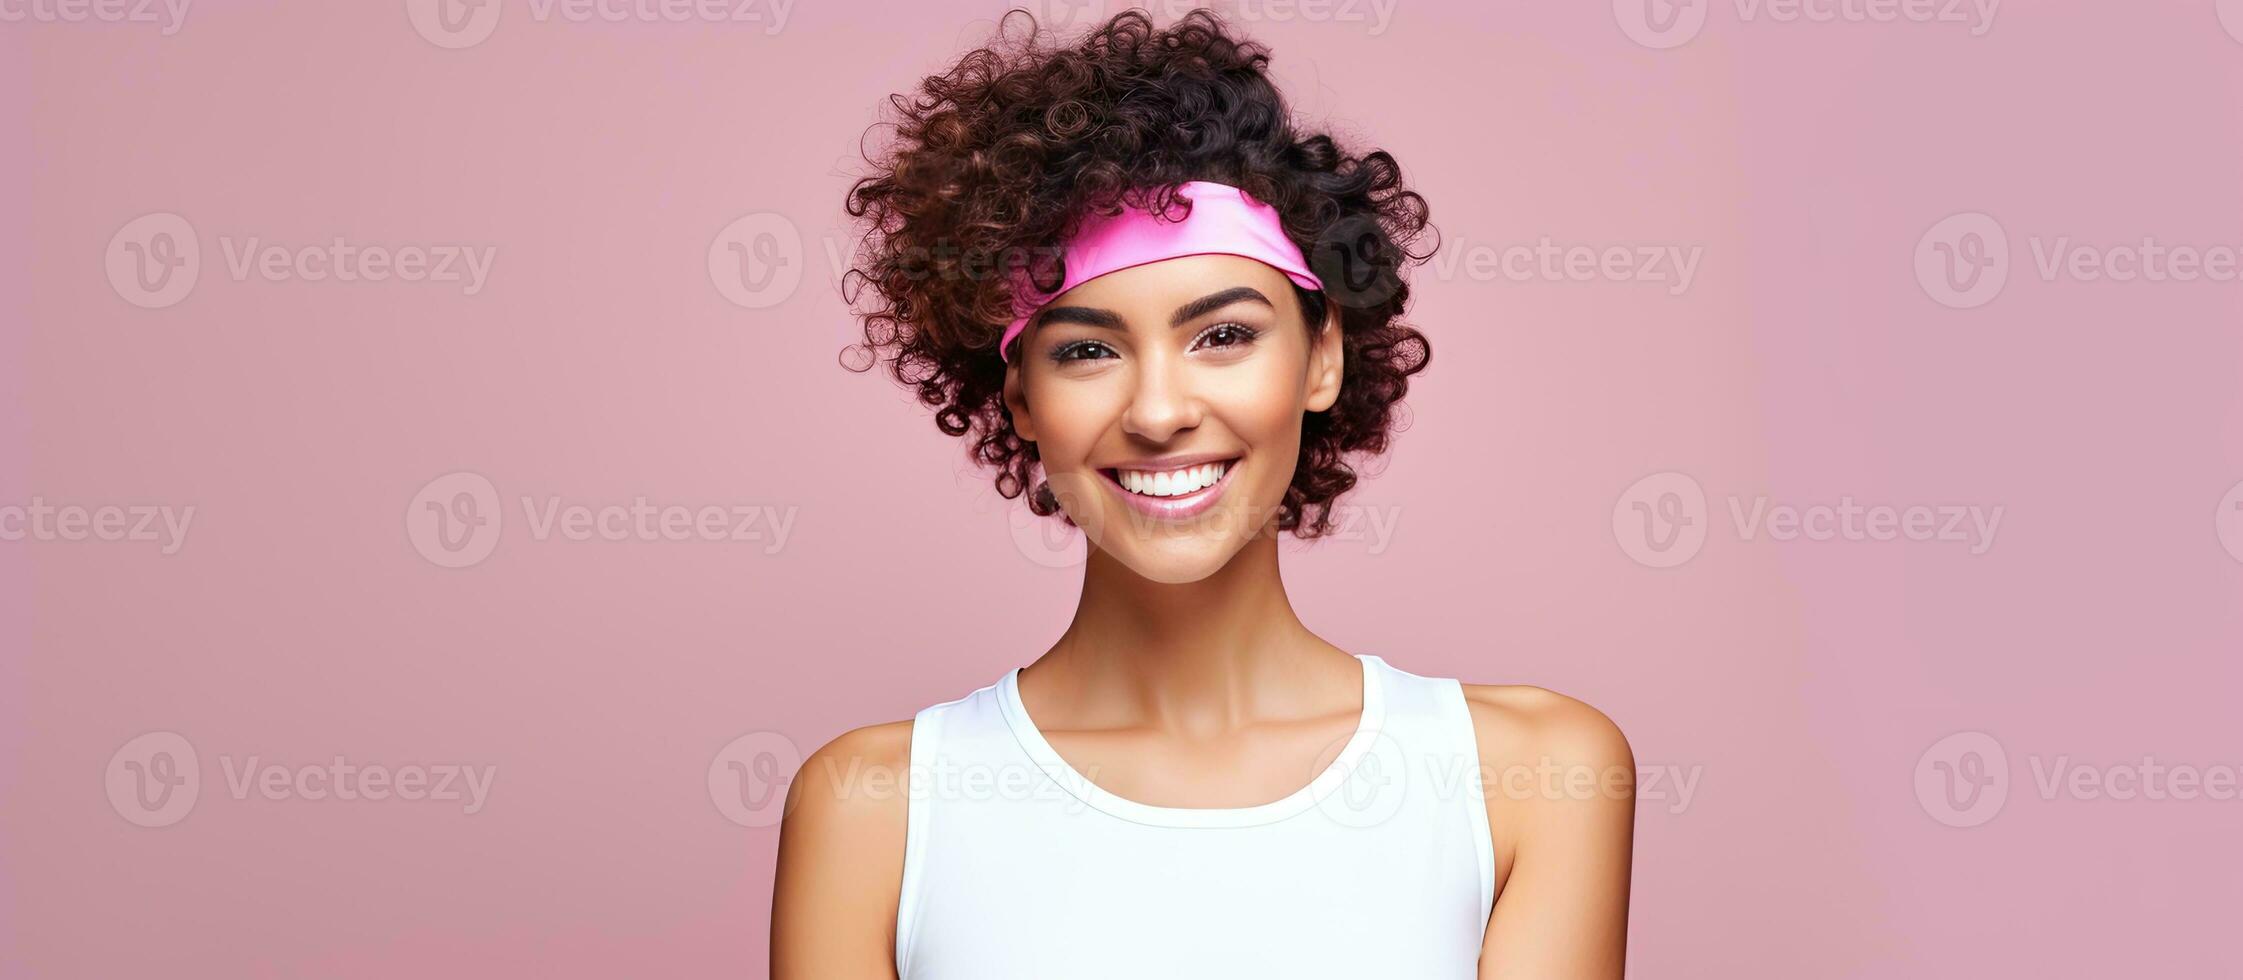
[1118,354,1203,443]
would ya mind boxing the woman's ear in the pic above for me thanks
[1003,359,1037,441]
[1304,304,1344,414]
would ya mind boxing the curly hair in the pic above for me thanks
[842,7,1433,537]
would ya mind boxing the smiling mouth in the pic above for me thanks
[1096,457,1242,521]
[1101,459,1235,498]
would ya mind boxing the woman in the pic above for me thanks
[773,10,1634,978]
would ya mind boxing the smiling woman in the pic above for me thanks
[1007,254,1342,584]
[833,10,1433,541]
[774,8,1635,980]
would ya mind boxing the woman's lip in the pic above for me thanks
[1098,460,1239,522]
[1101,451,1240,471]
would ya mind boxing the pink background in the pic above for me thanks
[8,1,2243,976]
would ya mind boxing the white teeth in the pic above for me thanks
[1116,461,1230,497]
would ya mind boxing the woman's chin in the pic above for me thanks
[1052,470,1277,584]
[1086,529,1251,584]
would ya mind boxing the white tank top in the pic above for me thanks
[894,653,1496,978]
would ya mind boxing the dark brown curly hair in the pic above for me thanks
[842,7,1433,537]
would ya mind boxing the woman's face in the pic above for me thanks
[1003,254,1344,584]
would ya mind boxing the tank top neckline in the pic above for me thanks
[994,653,1389,829]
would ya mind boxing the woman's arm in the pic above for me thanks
[770,720,913,980]
[1465,686,1637,979]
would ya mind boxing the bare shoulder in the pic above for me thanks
[770,718,917,975]
[1459,683,1637,974]
[1458,682,1635,782]
[1455,681,1635,889]
[780,718,916,838]
[810,718,917,776]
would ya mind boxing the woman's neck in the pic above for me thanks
[1030,531,1354,733]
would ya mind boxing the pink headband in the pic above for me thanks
[999,181,1324,363]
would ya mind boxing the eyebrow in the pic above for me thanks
[1034,286,1273,333]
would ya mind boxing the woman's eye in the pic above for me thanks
[1051,340,1117,363]
[1195,322,1259,350]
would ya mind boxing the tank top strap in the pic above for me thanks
[1357,654,1498,930]
[895,680,1004,975]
